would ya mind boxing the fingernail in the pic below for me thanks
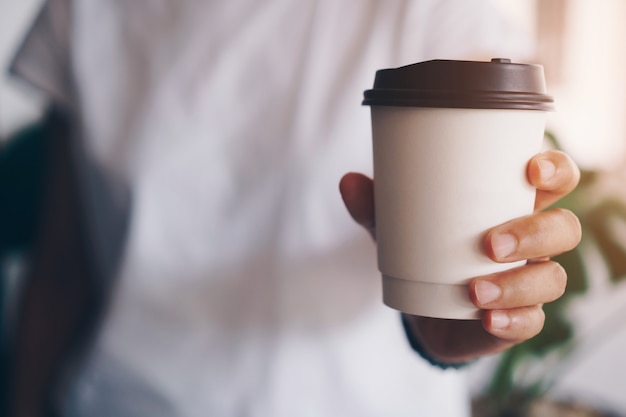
[475,281,502,305]
[491,311,511,329]
[491,233,517,259]
[538,158,556,182]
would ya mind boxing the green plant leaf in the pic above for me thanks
[586,199,626,283]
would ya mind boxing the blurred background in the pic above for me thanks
[2,1,626,416]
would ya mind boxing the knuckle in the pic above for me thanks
[554,150,581,188]
[533,307,546,335]
[549,261,568,299]
[506,307,545,341]
[524,307,546,339]
[553,208,582,245]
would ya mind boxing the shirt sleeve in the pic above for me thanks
[9,0,75,108]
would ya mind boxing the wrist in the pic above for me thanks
[401,314,476,369]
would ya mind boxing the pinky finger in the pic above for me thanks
[482,306,546,342]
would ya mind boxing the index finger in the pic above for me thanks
[528,150,580,211]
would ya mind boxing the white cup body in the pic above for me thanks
[372,107,547,319]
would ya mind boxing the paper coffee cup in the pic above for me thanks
[363,59,554,319]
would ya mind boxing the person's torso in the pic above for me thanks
[50,0,530,415]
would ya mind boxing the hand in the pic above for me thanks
[339,150,582,363]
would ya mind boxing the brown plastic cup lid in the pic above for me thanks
[363,58,554,111]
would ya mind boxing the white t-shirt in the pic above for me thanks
[12,1,532,416]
